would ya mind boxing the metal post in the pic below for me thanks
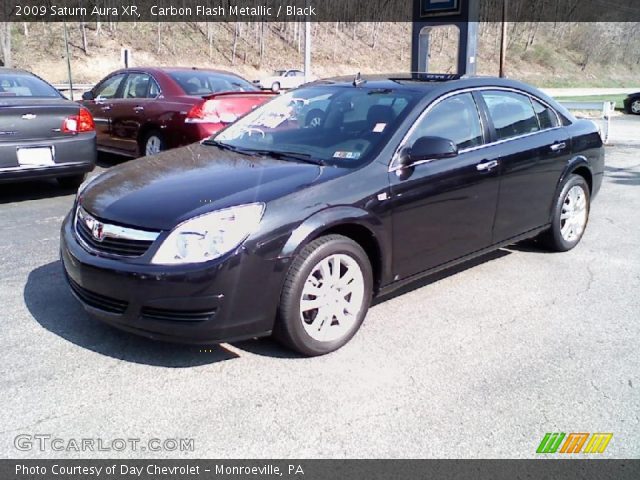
[304,0,311,81]
[63,21,74,100]
[499,0,508,78]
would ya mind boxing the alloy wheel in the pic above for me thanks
[299,253,365,343]
[145,135,162,156]
[560,185,588,242]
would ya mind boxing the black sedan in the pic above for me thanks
[60,74,604,356]
[0,68,96,187]
[623,92,640,115]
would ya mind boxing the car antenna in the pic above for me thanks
[353,72,366,87]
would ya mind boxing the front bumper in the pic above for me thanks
[60,211,286,344]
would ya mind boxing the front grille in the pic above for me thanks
[141,307,217,322]
[74,207,159,257]
[67,276,128,314]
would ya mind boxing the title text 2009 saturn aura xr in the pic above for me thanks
[60,74,604,356]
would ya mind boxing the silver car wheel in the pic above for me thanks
[145,135,162,156]
[560,185,588,243]
[299,253,365,343]
[631,100,640,115]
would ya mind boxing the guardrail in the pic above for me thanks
[52,83,94,101]
[558,101,616,144]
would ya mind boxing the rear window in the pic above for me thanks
[0,73,61,98]
[168,71,257,96]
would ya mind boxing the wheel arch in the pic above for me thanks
[137,123,163,151]
[279,207,389,293]
[548,156,593,221]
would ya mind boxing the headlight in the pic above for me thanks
[151,203,264,265]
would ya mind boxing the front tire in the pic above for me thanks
[275,235,373,356]
[540,174,590,252]
[271,82,281,93]
[57,173,87,190]
[629,98,640,115]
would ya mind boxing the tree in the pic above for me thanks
[0,23,11,67]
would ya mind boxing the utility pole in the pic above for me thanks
[63,21,74,100]
[304,0,311,81]
[499,0,508,78]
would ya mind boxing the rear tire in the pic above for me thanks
[57,173,87,190]
[630,98,640,115]
[274,235,373,356]
[141,130,165,157]
[539,174,590,252]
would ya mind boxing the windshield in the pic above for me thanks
[0,73,61,98]
[212,85,419,167]
[168,70,258,96]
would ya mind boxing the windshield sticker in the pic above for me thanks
[373,123,387,133]
[333,151,361,160]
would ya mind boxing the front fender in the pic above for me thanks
[278,206,381,257]
[276,206,392,286]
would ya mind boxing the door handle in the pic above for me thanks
[550,142,567,152]
[133,106,144,113]
[100,105,111,111]
[476,160,499,172]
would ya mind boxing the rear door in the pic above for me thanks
[389,92,501,279]
[478,89,570,242]
[108,72,160,155]
[82,73,126,151]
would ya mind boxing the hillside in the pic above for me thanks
[4,22,640,88]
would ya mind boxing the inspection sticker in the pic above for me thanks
[373,123,387,133]
[333,151,361,160]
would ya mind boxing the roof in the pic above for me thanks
[110,66,241,77]
[0,67,31,74]
[307,72,554,101]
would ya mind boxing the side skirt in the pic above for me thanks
[378,225,549,297]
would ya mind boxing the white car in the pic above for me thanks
[255,69,310,92]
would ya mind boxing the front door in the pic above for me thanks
[389,92,500,280]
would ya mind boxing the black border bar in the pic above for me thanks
[3,459,640,480]
[3,0,640,22]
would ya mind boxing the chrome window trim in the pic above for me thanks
[389,86,564,173]
[74,206,160,256]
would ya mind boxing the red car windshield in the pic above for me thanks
[168,71,258,96]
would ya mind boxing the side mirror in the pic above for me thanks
[82,91,94,101]
[398,136,458,168]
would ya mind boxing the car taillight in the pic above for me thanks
[185,100,237,124]
[62,107,95,133]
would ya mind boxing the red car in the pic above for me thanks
[81,67,275,157]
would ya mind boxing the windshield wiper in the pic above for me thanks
[203,141,323,166]
[202,139,260,157]
[257,150,324,166]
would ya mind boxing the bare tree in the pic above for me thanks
[0,23,11,67]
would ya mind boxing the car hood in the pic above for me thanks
[80,143,339,231]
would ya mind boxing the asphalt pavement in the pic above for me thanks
[1,117,638,459]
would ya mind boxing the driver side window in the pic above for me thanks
[409,93,484,151]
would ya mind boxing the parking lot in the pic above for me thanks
[1,115,638,459]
